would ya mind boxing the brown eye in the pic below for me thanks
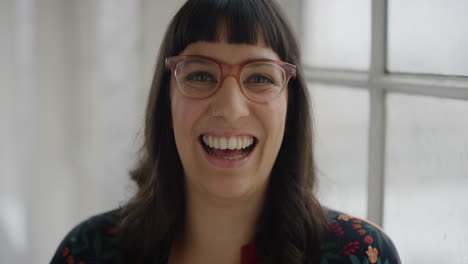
[185,71,217,82]
[244,74,275,84]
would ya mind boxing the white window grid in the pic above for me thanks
[298,0,468,226]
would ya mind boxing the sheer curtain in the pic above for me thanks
[0,0,188,263]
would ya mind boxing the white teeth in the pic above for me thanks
[228,137,237,150]
[202,135,255,150]
[213,137,219,149]
[236,137,243,150]
[219,137,227,150]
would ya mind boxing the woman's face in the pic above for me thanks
[170,37,288,200]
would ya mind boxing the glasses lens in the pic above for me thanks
[241,63,286,101]
[175,59,220,98]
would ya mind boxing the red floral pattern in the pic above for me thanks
[62,248,70,257]
[50,209,401,264]
[357,229,367,235]
[343,241,360,255]
[364,235,374,244]
[329,222,345,236]
[321,211,401,264]
[106,227,118,235]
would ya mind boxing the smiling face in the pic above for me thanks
[170,37,288,200]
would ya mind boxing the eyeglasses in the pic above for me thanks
[165,55,296,102]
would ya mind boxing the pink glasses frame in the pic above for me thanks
[165,55,297,102]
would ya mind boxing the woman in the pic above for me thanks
[51,0,400,263]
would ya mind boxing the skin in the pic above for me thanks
[169,34,288,264]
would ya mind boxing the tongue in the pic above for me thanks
[211,148,245,157]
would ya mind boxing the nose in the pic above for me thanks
[210,76,250,122]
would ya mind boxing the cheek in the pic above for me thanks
[172,91,193,135]
[267,93,288,140]
[171,88,197,171]
[257,93,288,157]
[170,84,207,148]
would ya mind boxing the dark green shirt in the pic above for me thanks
[50,209,400,264]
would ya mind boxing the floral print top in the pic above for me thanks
[50,209,400,264]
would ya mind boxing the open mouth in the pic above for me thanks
[199,134,258,160]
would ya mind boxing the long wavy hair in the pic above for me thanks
[118,0,329,263]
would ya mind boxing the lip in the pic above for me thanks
[197,131,258,169]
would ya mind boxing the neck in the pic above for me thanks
[171,186,266,264]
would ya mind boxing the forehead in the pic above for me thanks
[179,36,281,65]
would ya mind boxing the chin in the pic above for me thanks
[197,171,264,200]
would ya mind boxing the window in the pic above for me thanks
[301,0,468,263]
[310,83,369,219]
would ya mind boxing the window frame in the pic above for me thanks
[299,0,468,226]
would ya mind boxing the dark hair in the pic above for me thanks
[118,0,328,263]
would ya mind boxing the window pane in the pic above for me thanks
[310,83,369,218]
[388,0,468,76]
[384,94,468,264]
[303,0,371,70]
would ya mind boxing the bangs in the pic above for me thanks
[171,0,288,59]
